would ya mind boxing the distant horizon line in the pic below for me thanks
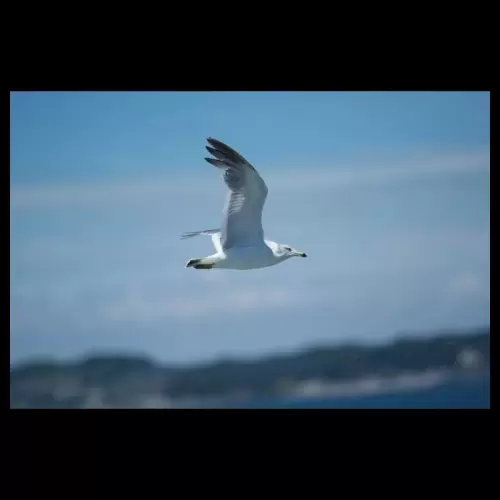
[10,324,490,371]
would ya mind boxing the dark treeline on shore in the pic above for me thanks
[10,327,489,407]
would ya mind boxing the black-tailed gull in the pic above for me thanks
[181,137,307,270]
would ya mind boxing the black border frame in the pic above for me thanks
[8,44,493,483]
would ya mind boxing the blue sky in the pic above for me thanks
[10,91,490,364]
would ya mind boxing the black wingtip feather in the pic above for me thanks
[205,137,256,171]
[207,137,243,157]
[205,157,226,168]
[205,145,225,157]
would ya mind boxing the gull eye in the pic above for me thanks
[284,246,292,251]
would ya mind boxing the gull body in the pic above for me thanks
[181,138,307,270]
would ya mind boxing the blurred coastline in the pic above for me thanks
[10,326,489,409]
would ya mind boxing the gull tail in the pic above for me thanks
[181,228,220,240]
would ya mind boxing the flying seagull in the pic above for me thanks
[181,137,307,270]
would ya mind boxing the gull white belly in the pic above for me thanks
[217,245,278,270]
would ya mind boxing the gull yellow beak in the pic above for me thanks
[299,252,307,257]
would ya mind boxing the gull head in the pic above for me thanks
[271,242,307,260]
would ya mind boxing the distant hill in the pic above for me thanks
[10,327,489,408]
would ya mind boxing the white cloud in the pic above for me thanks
[447,272,488,301]
[10,150,489,210]
[271,151,489,192]
[103,285,322,324]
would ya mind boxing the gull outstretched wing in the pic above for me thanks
[204,137,268,250]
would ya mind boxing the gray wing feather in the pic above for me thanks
[204,137,268,250]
